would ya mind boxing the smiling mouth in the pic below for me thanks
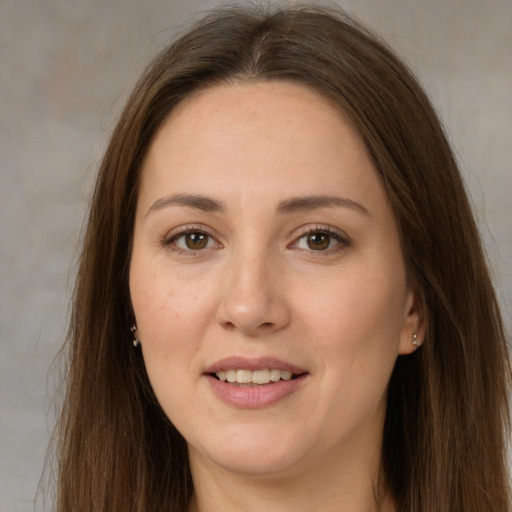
[210,369,305,386]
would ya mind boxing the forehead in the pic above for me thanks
[133,82,394,229]
[148,80,359,151]
[138,81,384,213]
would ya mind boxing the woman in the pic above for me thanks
[53,5,511,511]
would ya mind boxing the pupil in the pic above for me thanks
[186,232,208,250]
[308,233,329,250]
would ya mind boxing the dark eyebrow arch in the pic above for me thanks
[277,195,370,216]
[146,193,225,217]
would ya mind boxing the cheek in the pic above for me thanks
[130,269,209,420]
[297,272,405,437]
[130,257,214,342]
[129,261,206,395]
[300,267,407,383]
[129,260,227,412]
[308,271,405,338]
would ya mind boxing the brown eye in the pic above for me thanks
[184,232,209,250]
[293,228,347,253]
[306,233,331,251]
[168,230,217,252]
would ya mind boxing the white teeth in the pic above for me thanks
[252,369,270,384]
[269,369,281,382]
[236,369,252,384]
[215,368,297,384]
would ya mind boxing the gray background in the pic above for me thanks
[1,0,511,510]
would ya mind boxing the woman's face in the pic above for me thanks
[130,82,422,478]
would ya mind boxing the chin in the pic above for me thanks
[190,423,310,476]
[204,449,305,477]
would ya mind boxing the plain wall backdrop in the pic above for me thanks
[1,0,511,510]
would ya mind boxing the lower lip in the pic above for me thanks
[205,374,308,409]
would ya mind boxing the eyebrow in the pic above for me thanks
[146,193,369,217]
[146,193,225,216]
[277,195,370,216]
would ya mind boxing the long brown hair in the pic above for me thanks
[52,5,511,511]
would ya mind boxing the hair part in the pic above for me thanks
[52,5,510,511]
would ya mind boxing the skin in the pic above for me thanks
[129,81,425,512]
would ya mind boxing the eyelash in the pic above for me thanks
[160,225,219,255]
[291,225,350,254]
[160,224,350,255]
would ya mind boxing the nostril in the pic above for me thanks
[221,321,236,331]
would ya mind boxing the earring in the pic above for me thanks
[131,325,141,347]
[412,333,419,347]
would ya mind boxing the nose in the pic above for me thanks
[215,248,291,336]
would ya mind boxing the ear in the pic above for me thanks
[398,284,427,355]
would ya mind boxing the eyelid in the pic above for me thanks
[159,223,349,254]
[289,224,351,252]
[160,224,222,253]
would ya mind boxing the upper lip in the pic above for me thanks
[204,356,308,375]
